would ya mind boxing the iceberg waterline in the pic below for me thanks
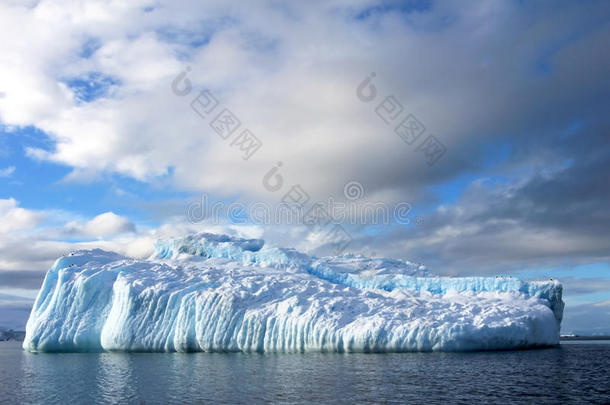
[23,233,563,353]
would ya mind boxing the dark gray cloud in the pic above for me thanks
[0,292,34,330]
[351,114,610,274]
[560,278,610,297]
[0,271,45,290]
[562,300,610,335]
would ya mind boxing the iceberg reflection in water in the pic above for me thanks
[4,342,610,404]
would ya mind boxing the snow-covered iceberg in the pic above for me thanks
[23,233,563,352]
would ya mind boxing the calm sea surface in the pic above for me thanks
[0,341,608,404]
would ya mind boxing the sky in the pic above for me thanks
[0,0,609,334]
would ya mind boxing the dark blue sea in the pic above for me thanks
[0,341,608,404]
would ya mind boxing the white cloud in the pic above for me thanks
[0,198,41,233]
[77,211,136,238]
[0,197,256,274]
[0,166,15,177]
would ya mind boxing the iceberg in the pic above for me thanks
[23,233,563,352]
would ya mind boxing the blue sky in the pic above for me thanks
[0,0,609,333]
[1,125,188,226]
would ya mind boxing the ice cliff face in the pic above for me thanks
[23,233,563,352]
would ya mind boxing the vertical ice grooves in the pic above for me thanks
[23,234,564,352]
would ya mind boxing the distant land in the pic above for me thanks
[0,328,25,342]
[560,335,610,341]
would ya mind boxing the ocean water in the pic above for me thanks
[0,342,608,404]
